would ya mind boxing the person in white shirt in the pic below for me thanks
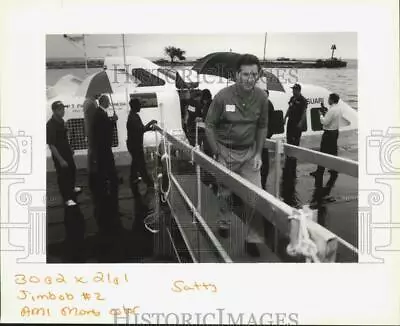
[310,93,342,201]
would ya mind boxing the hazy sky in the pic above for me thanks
[46,33,357,60]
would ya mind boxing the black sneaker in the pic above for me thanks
[245,241,260,257]
[217,219,230,238]
[322,196,336,203]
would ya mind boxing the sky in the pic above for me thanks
[46,33,357,60]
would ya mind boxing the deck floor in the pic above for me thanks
[47,157,357,263]
[47,130,358,263]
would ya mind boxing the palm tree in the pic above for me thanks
[331,44,337,59]
[164,46,186,65]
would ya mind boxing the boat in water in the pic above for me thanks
[46,55,358,171]
[46,55,359,263]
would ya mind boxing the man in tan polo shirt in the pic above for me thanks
[205,54,269,257]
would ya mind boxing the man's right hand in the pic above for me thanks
[111,112,118,121]
[214,153,227,167]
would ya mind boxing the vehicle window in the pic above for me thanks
[131,68,166,87]
[157,68,177,82]
[310,107,323,131]
[271,110,285,134]
[66,118,119,150]
[129,93,158,109]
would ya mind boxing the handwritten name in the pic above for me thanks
[18,290,74,301]
[20,306,52,317]
[20,306,140,318]
[60,306,101,317]
[171,280,218,293]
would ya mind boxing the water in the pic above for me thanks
[295,67,358,110]
[46,60,358,110]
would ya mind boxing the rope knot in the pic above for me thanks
[287,206,320,262]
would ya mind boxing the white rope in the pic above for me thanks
[160,147,172,203]
[159,102,172,203]
[286,206,320,263]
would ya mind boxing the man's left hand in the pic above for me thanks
[253,153,262,171]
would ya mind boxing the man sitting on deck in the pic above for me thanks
[205,54,269,257]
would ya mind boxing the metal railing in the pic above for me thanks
[264,137,358,197]
[154,124,359,262]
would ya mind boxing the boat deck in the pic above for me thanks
[47,151,358,263]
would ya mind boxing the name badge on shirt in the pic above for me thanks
[187,105,196,113]
[225,104,236,112]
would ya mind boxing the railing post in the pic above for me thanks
[195,122,202,261]
[274,139,282,198]
[195,122,202,216]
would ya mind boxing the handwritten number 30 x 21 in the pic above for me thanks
[14,273,129,285]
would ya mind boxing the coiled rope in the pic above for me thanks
[287,206,320,263]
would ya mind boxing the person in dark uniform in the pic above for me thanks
[185,91,203,147]
[47,100,85,261]
[90,94,121,238]
[83,94,100,174]
[199,89,213,153]
[284,83,307,146]
[179,90,190,135]
[197,89,217,190]
[126,98,157,188]
[46,100,81,206]
[260,90,275,190]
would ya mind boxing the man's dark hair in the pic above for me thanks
[329,93,340,104]
[201,89,212,102]
[98,94,110,107]
[236,54,261,72]
[129,98,141,112]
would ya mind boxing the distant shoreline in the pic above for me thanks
[46,58,349,69]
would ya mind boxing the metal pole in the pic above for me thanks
[109,93,116,115]
[121,34,130,110]
[274,139,282,198]
[263,32,267,63]
[83,34,88,75]
[195,122,202,261]
[195,122,201,215]
[122,34,127,68]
